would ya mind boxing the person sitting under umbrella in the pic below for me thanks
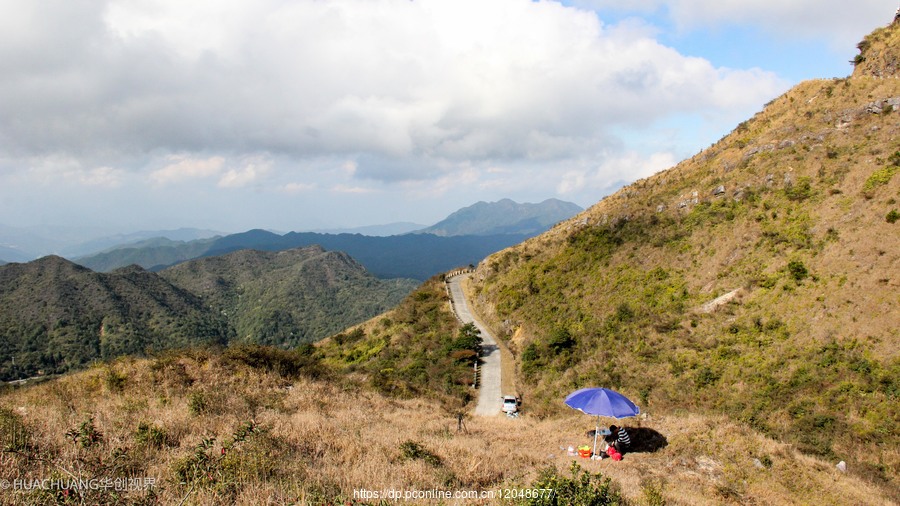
[606,425,632,454]
[564,387,640,459]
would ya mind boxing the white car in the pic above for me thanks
[502,395,519,415]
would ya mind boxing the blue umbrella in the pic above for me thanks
[565,387,640,458]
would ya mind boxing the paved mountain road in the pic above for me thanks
[447,273,502,416]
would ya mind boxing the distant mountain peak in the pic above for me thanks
[30,254,91,274]
[415,198,583,237]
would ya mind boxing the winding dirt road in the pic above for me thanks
[447,273,502,416]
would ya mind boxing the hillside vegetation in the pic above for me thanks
[0,256,227,381]
[161,246,418,348]
[0,247,416,381]
[1,345,892,505]
[317,277,481,411]
[469,21,900,496]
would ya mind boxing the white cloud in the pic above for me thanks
[149,155,225,185]
[217,158,271,188]
[6,0,868,232]
[0,0,786,182]
[558,170,588,195]
[557,151,676,195]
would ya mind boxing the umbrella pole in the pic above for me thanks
[591,416,600,458]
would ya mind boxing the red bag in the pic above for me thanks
[611,451,622,461]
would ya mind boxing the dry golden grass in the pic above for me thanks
[0,351,894,505]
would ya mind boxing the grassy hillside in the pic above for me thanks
[1,346,893,505]
[469,22,900,496]
[161,246,419,347]
[317,276,480,411]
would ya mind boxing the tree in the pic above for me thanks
[450,323,482,354]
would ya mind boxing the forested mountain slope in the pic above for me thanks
[0,256,227,380]
[0,247,418,380]
[161,246,418,347]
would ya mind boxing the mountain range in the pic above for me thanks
[71,199,582,279]
[0,225,221,262]
[0,197,581,379]
[0,199,582,267]
[0,246,417,381]
[75,229,530,280]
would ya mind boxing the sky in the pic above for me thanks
[0,0,894,235]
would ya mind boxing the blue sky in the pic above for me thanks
[0,0,893,241]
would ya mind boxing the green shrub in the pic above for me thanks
[695,367,720,388]
[223,343,322,379]
[66,416,103,448]
[219,429,284,488]
[448,323,482,354]
[792,413,838,457]
[889,150,900,167]
[785,176,814,201]
[526,461,624,505]
[398,440,442,467]
[886,209,899,224]
[173,421,266,493]
[547,327,576,353]
[641,477,667,506]
[787,259,809,282]
[333,328,365,345]
[614,303,634,323]
[188,391,208,416]
[104,367,127,393]
[172,437,217,485]
[862,166,898,197]
[521,343,541,378]
[135,422,170,449]
[150,354,195,389]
